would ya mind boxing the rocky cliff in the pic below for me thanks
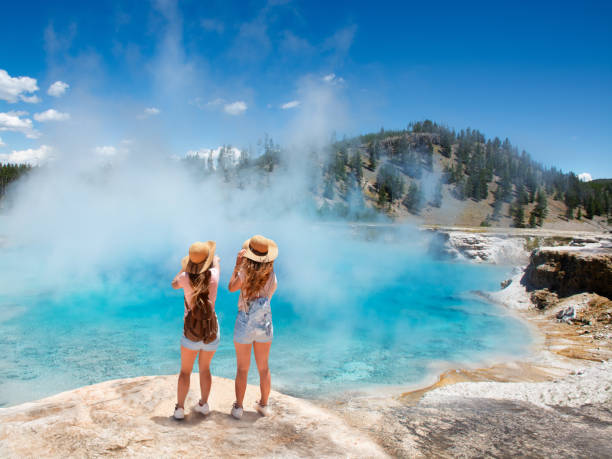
[523,247,612,299]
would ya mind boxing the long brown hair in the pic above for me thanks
[189,269,212,310]
[241,258,274,300]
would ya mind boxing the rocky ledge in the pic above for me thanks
[427,226,612,265]
[0,375,385,458]
[524,246,612,299]
[331,359,612,458]
[427,229,528,264]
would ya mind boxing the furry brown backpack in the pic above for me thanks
[183,295,218,343]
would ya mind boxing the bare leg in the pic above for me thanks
[177,346,198,408]
[234,341,252,407]
[253,341,272,406]
[198,350,215,404]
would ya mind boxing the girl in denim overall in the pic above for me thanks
[228,235,278,419]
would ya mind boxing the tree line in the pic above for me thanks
[2,122,610,227]
[318,120,610,225]
[0,164,32,200]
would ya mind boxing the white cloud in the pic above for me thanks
[0,111,40,139]
[0,145,52,165]
[192,98,247,115]
[281,100,300,109]
[0,136,5,147]
[189,97,225,110]
[578,172,592,182]
[94,140,132,158]
[94,145,118,156]
[137,107,161,119]
[207,98,225,107]
[33,109,70,122]
[322,73,345,86]
[223,101,247,115]
[0,69,39,103]
[21,95,41,104]
[47,81,69,97]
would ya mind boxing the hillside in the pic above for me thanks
[316,121,611,231]
[1,121,611,230]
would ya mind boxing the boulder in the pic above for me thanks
[556,306,576,323]
[531,289,559,310]
[501,279,512,289]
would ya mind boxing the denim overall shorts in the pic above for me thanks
[234,297,273,344]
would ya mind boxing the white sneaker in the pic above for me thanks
[193,401,210,415]
[255,400,271,417]
[231,402,243,420]
[173,405,185,420]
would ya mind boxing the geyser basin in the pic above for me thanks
[0,226,531,406]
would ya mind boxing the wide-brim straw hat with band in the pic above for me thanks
[181,241,216,274]
[242,234,278,263]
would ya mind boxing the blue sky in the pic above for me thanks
[0,0,611,177]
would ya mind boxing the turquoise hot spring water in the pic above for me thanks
[0,226,531,407]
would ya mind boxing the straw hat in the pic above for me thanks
[181,241,216,274]
[242,234,278,263]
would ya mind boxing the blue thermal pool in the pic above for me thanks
[0,233,531,406]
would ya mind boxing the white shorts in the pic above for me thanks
[180,330,220,351]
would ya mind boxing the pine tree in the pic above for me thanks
[528,210,538,228]
[424,141,434,170]
[492,195,503,220]
[499,168,512,202]
[323,176,334,199]
[367,142,377,170]
[454,177,467,200]
[535,189,548,225]
[0,164,33,198]
[377,187,388,207]
[376,164,405,203]
[349,151,363,184]
[513,204,525,228]
[518,186,529,205]
[478,169,489,200]
[585,198,595,219]
[431,180,443,208]
[403,182,422,214]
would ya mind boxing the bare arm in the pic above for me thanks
[228,249,246,292]
[268,274,278,298]
[171,271,183,289]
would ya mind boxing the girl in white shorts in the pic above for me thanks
[171,241,220,420]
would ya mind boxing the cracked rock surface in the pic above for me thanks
[0,375,386,458]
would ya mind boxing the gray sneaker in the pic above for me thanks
[255,400,271,416]
[231,402,243,420]
[193,401,210,415]
[173,405,185,420]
